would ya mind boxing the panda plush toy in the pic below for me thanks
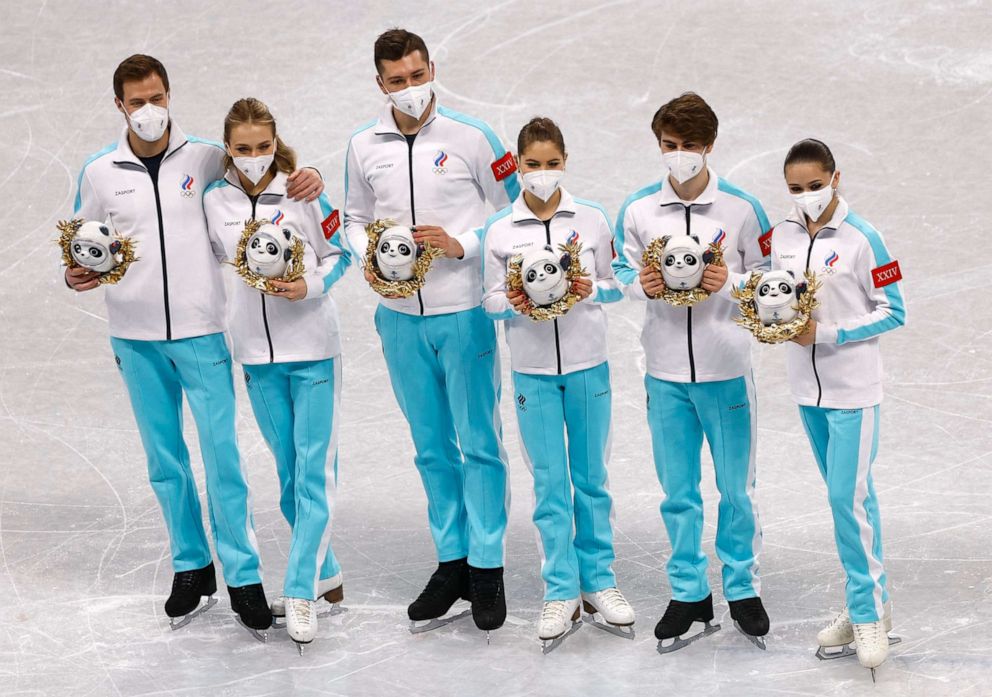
[661,235,707,291]
[70,221,121,273]
[375,226,420,281]
[247,223,294,278]
[520,246,571,307]
[754,270,806,325]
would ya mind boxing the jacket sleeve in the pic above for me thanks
[458,125,521,261]
[73,165,107,223]
[202,191,230,264]
[302,194,352,300]
[481,218,517,320]
[815,232,906,345]
[343,138,374,267]
[611,196,650,301]
[714,198,772,302]
[589,207,623,304]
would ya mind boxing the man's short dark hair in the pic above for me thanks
[113,54,170,100]
[374,29,429,73]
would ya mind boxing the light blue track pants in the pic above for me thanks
[374,305,508,569]
[799,405,888,623]
[645,374,762,603]
[243,358,341,601]
[110,333,261,587]
[513,362,617,601]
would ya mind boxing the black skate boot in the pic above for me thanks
[165,562,218,630]
[468,565,506,639]
[729,596,769,650]
[654,594,721,654]
[228,583,272,643]
[408,558,471,633]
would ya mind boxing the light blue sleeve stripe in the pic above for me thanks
[73,143,116,213]
[573,197,612,229]
[837,212,906,344]
[202,178,228,198]
[437,105,521,202]
[611,182,661,286]
[187,135,225,151]
[594,286,624,303]
[717,178,771,232]
[317,193,352,292]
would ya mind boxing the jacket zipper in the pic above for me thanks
[406,136,425,315]
[149,172,172,341]
[804,231,822,406]
[684,205,696,383]
[250,195,275,363]
[543,219,563,375]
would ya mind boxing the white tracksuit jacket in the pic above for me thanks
[612,169,772,382]
[481,189,622,376]
[203,170,351,365]
[344,98,520,316]
[73,123,227,341]
[770,196,906,409]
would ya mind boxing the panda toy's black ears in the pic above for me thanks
[660,235,672,248]
[282,228,292,242]
[99,225,111,236]
[690,234,700,244]
[559,252,571,269]
[796,281,808,298]
[786,270,796,279]
[283,248,293,262]
[702,249,715,264]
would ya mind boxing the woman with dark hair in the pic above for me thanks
[771,138,906,676]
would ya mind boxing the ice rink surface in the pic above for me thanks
[2,0,992,695]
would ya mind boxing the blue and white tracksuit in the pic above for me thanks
[482,189,622,600]
[204,169,351,601]
[613,169,770,603]
[770,196,906,623]
[73,124,261,587]
[344,98,519,569]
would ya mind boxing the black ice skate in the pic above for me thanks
[407,558,472,634]
[165,562,218,630]
[468,565,506,642]
[729,596,770,650]
[228,583,273,643]
[654,594,721,655]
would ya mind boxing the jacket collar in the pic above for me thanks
[511,187,577,224]
[373,94,439,136]
[658,166,719,207]
[786,194,849,233]
[112,120,189,167]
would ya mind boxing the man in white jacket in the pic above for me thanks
[65,55,322,634]
[343,29,518,634]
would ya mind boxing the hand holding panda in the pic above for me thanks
[59,219,137,290]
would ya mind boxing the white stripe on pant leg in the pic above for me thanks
[855,406,885,621]
[312,358,342,595]
[744,372,762,596]
[493,340,511,567]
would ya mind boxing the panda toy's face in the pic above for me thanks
[70,221,119,273]
[520,247,569,307]
[660,236,705,290]
[755,270,799,325]
[247,223,293,278]
[375,226,417,281]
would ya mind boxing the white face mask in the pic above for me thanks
[663,149,706,185]
[521,169,564,202]
[792,175,836,222]
[388,81,433,120]
[232,153,275,185]
[127,102,169,142]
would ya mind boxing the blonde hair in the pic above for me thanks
[222,97,297,174]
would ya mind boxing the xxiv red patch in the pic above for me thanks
[322,209,341,239]
[872,260,902,288]
[491,152,517,181]
[759,229,773,257]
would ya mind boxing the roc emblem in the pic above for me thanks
[433,151,448,175]
[180,174,196,198]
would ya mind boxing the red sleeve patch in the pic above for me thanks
[610,239,617,259]
[872,260,902,288]
[321,209,341,240]
[759,229,773,257]
[490,152,517,182]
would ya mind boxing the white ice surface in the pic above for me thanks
[1,1,991,695]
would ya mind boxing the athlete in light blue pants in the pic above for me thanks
[799,405,887,623]
[645,374,761,603]
[513,362,616,600]
[374,304,508,569]
[243,359,342,601]
[110,332,261,587]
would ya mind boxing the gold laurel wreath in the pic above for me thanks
[642,238,724,307]
[57,218,138,285]
[363,219,444,298]
[232,218,306,293]
[732,270,821,344]
[506,240,589,322]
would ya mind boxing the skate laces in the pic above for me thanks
[597,588,628,611]
[853,621,883,643]
[290,599,312,625]
[541,601,569,623]
[471,573,502,607]
[171,569,199,592]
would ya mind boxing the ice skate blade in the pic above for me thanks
[541,620,583,655]
[656,621,721,655]
[408,608,472,634]
[293,640,313,656]
[814,635,901,661]
[582,613,635,640]
[168,596,217,630]
[733,620,766,650]
[317,603,347,619]
[235,617,268,643]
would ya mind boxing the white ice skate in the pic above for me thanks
[285,597,317,655]
[853,620,892,682]
[273,573,345,626]
[815,601,900,667]
[538,598,582,654]
[581,588,635,640]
